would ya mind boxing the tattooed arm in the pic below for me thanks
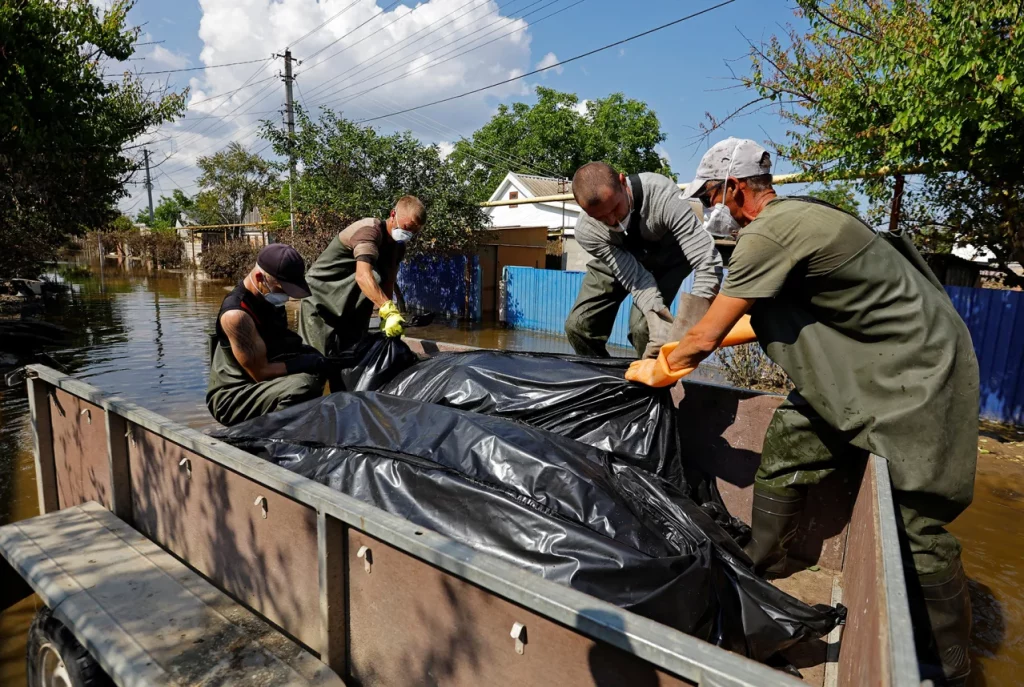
[220,310,288,382]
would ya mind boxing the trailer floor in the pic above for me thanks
[772,567,842,687]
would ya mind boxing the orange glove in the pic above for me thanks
[625,342,695,388]
[721,315,757,347]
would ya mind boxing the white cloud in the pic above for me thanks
[123,0,550,212]
[618,48,626,58]
[148,45,190,69]
[573,99,589,116]
[437,141,455,159]
[535,51,562,76]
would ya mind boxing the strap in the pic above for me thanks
[622,174,648,255]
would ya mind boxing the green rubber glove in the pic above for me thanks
[381,311,406,338]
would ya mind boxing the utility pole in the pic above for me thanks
[278,49,298,236]
[144,148,154,224]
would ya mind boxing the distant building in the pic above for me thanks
[483,173,592,271]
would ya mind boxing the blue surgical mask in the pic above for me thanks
[264,292,289,306]
[392,228,415,244]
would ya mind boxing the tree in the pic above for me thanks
[0,0,185,277]
[806,182,861,215]
[714,0,1024,286]
[135,190,194,229]
[262,109,488,255]
[449,87,673,201]
[195,142,278,225]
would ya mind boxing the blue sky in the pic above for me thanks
[114,0,815,212]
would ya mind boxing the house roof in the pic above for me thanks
[514,173,572,198]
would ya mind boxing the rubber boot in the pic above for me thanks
[743,486,806,578]
[918,558,972,686]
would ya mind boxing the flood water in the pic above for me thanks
[0,259,1021,685]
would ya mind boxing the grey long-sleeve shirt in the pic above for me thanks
[575,172,723,314]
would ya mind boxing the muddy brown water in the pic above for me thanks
[0,260,1021,685]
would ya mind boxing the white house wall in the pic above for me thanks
[486,201,579,231]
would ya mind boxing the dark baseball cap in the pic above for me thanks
[256,243,311,298]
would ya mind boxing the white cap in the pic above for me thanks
[680,138,772,199]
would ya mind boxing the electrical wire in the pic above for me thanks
[289,0,361,49]
[322,0,582,110]
[137,58,267,75]
[357,0,737,123]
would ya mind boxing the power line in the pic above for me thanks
[333,0,585,109]
[302,0,530,104]
[289,0,361,49]
[358,0,736,123]
[304,0,404,62]
[137,58,267,75]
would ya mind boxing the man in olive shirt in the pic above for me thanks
[630,138,978,685]
[299,196,426,357]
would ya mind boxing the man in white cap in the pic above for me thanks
[628,137,979,686]
[565,161,723,359]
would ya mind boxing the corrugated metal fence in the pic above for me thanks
[504,267,1024,425]
[504,266,697,348]
[398,254,481,320]
[946,285,1024,425]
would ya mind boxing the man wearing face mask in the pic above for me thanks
[565,162,723,359]
[629,137,978,686]
[207,244,327,426]
[299,195,426,357]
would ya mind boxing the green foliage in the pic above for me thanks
[449,87,673,201]
[0,0,186,278]
[87,215,184,268]
[726,0,1024,285]
[196,142,279,225]
[806,181,861,215]
[135,190,194,229]
[262,109,488,255]
[199,241,260,281]
[718,344,792,393]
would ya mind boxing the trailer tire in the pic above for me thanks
[26,607,113,687]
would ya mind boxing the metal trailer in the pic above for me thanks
[0,347,922,686]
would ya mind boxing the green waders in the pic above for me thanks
[742,235,978,685]
[299,235,379,356]
[565,237,692,358]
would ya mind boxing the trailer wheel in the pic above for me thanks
[26,607,113,687]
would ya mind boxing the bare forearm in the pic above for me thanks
[355,267,390,307]
[665,294,754,371]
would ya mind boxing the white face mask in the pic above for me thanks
[704,202,741,238]
[611,186,633,233]
[703,143,742,238]
[392,228,415,244]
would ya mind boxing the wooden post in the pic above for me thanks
[888,174,905,234]
[27,376,58,514]
[105,411,132,523]
[317,511,347,673]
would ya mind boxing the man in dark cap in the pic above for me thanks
[206,244,327,426]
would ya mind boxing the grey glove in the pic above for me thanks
[643,309,675,359]
[667,293,713,342]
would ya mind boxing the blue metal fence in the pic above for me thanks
[398,254,481,321]
[946,285,1024,426]
[504,266,696,348]
[504,266,1024,425]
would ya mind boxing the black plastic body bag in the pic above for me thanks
[215,391,843,661]
[381,350,747,539]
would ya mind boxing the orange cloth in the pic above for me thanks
[721,315,757,347]
[625,342,695,388]
[625,316,757,387]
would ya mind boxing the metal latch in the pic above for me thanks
[254,495,268,519]
[357,545,372,574]
[179,458,192,478]
[510,622,527,655]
